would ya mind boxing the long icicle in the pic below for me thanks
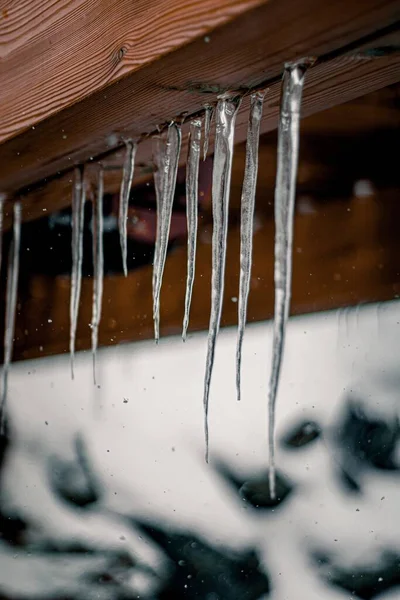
[203,96,241,462]
[203,104,214,161]
[182,118,202,341]
[119,140,137,277]
[0,202,22,434]
[236,91,265,402]
[152,135,164,333]
[153,122,181,343]
[0,196,4,275]
[268,62,309,499]
[91,165,104,385]
[70,166,86,380]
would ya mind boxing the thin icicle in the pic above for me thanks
[236,91,265,402]
[203,96,241,462]
[0,202,21,434]
[70,167,86,380]
[118,140,137,277]
[268,62,309,499]
[152,122,182,343]
[152,135,164,328]
[0,196,4,275]
[91,165,104,385]
[203,104,214,161]
[182,118,202,341]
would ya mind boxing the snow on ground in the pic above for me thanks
[1,301,400,599]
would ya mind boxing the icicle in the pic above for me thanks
[182,118,202,341]
[0,202,22,434]
[152,122,182,343]
[152,135,164,330]
[0,196,4,275]
[203,104,214,161]
[91,165,104,385]
[236,91,265,401]
[203,95,241,462]
[268,62,309,499]
[118,140,137,277]
[69,166,86,380]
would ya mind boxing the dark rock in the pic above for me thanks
[216,462,293,510]
[282,420,321,449]
[313,548,400,599]
[138,523,270,599]
[336,399,400,472]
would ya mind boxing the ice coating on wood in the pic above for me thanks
[203,96,241,462]
[118,140,137,277]
[236,90,265,402]
[182,118,202,341]
[152,122,182,343]
[91,166,104,385]
[0,202,21,433]
[268,62,309,499]
[69,167,86,380]
[152,135,164,329]
[203,104,214,161]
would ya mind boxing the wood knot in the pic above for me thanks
[117,46,127,62]
[111,46,128,69]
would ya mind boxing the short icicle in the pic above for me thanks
[268,61,309,499]
[0,202,22,434]
[182,118,202,341]
[203,104,214,161]
[236,90,265,402]
[70,166,86,380]
[152,122,181,343]
[203,95,241,462]
[119,140,137,277]
[91,165,104,385]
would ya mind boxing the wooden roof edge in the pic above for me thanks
[0,0,399,229]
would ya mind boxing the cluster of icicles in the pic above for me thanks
[0,61,309,497]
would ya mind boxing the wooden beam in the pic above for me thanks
[0,0,262,143]
[1,0,399,225]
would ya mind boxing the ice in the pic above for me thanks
[118,141,137,277]
[182,118,202,341]
[0,195,3,275]
[236,90,265,402]
[91,166,104,385]
[268,62,309,498]
[152,122,181,342]
[152,135,165,329]
[203,95,241,461]
[203,103,214,161]
[69,167,86,380]
[0,202,22,433]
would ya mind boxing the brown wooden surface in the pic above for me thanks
[0,0,262,144]
[7,86,400,362]
[0,0,399,222]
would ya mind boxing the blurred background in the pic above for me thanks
[0,83,399,599]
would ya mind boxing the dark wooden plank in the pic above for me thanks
[0,0,399,219]
[12,185,400,362]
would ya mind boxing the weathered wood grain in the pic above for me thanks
[3,33,400,231]
[0,0,263,143]
[0,0,399,217]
